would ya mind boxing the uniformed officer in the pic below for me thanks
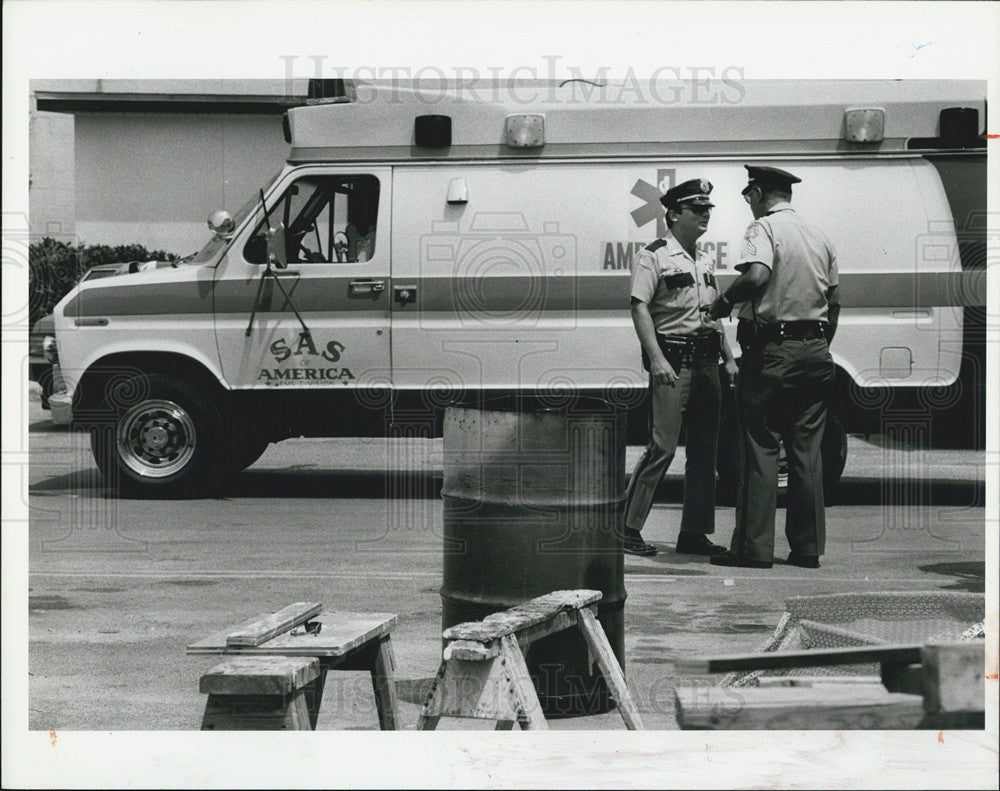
[623,178,738,556]
[704,165,840,569]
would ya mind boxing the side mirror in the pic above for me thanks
[207,210,236,239]
[266,220,288,269]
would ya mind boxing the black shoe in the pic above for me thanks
[623,529,657,557]
[675,533,728,556]
[787,552,820,568]
[709,551,772,569]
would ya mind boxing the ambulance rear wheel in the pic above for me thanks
[716,409,846,503]
[91,374,224,497]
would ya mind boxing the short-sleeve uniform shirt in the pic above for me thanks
[735,204,838,322]
[630,231,718,337]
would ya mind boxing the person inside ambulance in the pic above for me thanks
[244,175,380,265]
[343,190,376,263]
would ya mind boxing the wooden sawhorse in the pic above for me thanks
[188,603,401,730]
[418,590,643,730]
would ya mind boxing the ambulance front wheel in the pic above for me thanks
[91,373,224,497]
[229,435,272,472]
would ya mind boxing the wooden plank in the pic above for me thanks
[755,676,882,688]
[226,602,323,647]
[187,613,272,653]
[199,656,320,696]
[444,640,501,662]
[511,609,585,650]
[443,590,601,642]
[500,634,549,730]
[187,612,398,657]
[921,643,984,715]
[370,637,401,731]
[577,608,644,730]
[674,684,925,730]
[676,643,924,674]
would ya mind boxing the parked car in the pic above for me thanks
[28,314,56,409]
[30,264,122,409]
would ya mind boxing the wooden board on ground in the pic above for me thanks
[676,644,924,674]
[674,684,925,729]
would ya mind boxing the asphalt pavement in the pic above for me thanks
[21,388,989,731]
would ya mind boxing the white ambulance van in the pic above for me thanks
[48,79,988,496]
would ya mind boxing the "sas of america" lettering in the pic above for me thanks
[258,368,355,382]
[270,333,346,363]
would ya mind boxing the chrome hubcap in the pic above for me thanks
[117,399,197,478]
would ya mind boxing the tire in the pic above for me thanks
[39,369,54,410]
[716,406,847,502]
[230,435,272,472]
[821,411,847,498]
[90,373,224,497]
[716,406,740,505]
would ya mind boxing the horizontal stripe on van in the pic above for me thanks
[62,269,985,318]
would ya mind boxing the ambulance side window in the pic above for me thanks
[243,175,380,264]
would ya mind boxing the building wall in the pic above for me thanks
[73,113,290,255]
[28,109,76,241]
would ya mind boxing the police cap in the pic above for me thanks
[660,178,715,210]
[743,165,801,194]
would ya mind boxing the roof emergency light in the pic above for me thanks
[939,107,980,146]
[415,115,452,147]
[306,79,353,105]
[505,114,545,148]
[843,108,885,143]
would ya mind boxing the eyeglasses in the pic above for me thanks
[742,183,759,203]
[684,205,712,216]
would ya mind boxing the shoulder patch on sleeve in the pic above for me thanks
[740,221,764,258]
[644,239,667,253]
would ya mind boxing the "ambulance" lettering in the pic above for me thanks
[603,242,644,270]
[601,240,730,270]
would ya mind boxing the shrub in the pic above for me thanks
[28,240,178,327]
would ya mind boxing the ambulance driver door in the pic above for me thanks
[213,168,391,391]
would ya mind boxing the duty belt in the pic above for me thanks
[656,332,720,367]
[738,319,827,348]
[757,321,828,343]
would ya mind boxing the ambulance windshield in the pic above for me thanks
[185,171,282,264]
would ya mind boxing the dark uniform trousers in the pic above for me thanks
[731,336,834,561]
[624,352,721,535]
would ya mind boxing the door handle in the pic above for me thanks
[349,279,385,299]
